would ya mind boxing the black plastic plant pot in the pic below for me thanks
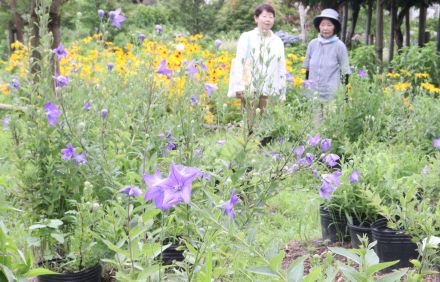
[347,222,373,249]
[161,242,185,265]
[320,205,350,243]
[371,218,419,273]
[38,263,102,282]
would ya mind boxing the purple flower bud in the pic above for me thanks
[155,24,163,33]
[321,138,332,152]
[98,9,105,17]
[433,138,440,149]
[74,152,87,165]
[214,39,222,48]
[101,109,108,119]
[83,102,92,111]
[139,33,146,41]
[349,170,361,183]
[55,75,69,88]
[107,63,114,71]
[3,116,10,127]
[121,185,142,197]
[12,79,19,90]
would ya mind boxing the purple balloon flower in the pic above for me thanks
[156,59,172,79]
[294,145,305,158]
[433,138,440,149]
[12,79,19,90]
[190,94,199,106]
[322,171,342,187]
[321,138,332,152]
[319,181,336,201]
[52,43,68,60]
[307,133,321,147]
[121,185,142,197]
[186,62,198,78]
[44,102,61,125]
[109,8,126,29]
[74,152,87,165]
[61,143,75,160]
[98,9,105,17]
[155,24,163,33]
[107,63,114,71]
[204,83,217,97]
[214,39,222,48]
[55,75,69,88]
[358,69,367,78]
[3,116,10,127]
[222,190,239,219]
[144,169,172,211]
[139,33,146,41]
[324,154,340,167]
[83,102,92,111]
[160,163,202,206]
[305,153,314,166]
[303,79,314,89]
[101,109,108,119]
[350,170,361,183]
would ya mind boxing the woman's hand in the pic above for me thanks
[236,91,244,99]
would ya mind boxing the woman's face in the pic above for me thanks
[319,18,335,37]
[254,10,275,31]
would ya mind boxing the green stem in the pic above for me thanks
[127,197,135,273]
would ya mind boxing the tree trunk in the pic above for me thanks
[30,0,41,79]
[341,1,349,43]
[418,2,427,47]
[11,0,24,43]
[395,4,411,50]
[365,0,373,45]
[346,1,360,48]
[297,2,310,43]
[49,0,62,91]
[389,0,396,63]
[375,0,384,66]
[8,21,15,53]
[405,8,411,46]
[437,8,440,52]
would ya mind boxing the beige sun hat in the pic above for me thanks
[313,8,341,34]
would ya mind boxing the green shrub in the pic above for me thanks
[349,45,380,76]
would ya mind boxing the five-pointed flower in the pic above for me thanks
[307,133,320,147]
[109,8,126,29]
[74,152,87,165]
[222,190,239,219]
[319,181,335,201]
[204,83,217,97]
[55,75,69,88]
[61,143,75,160]
[156,59,172,79]
[44,102,61,125]
[52,43,68,60]
[324,153,340,167]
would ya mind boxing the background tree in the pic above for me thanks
[375,0,384,64]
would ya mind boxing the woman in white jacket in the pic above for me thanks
[228,4,287,113]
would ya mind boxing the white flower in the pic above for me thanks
[176,43,185,51]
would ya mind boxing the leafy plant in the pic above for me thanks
[329,236,408,282]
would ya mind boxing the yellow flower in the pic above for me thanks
[82,37,93,43]
[421,82,440,94]
[414,72,429,78]
[293,77,303,87]
[204,110,214,124]
[393,82,411,91]
[387,73,400,78]
[1,83,10,95]
[10,41,24,49]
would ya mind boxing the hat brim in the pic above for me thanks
[313,16,341,35]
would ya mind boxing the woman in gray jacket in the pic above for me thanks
[303,9,350,124]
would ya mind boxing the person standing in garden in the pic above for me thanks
[303,8,351,125]
[227,3,287,114]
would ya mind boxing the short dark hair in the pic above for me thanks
[255,3,275,18]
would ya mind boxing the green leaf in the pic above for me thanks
[25,268,58,277]
[365,260,399,276]
[205,248,213,281]
[338,264,365,282]
[128,225,151,240]
[328,247,361,265]
[0,264,16,282]
[50,233,64,244]
[47,219,63,229]
[29,224,47,230]
[303,267,322,282]
[287,255,307,282]
[269,251,285,272]
[101,239,130,258]
[247,266,279,278]
[375,269,408,282]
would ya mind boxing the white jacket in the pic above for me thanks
[228,28,287,100]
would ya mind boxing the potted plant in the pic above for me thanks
[32,184,105,282]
